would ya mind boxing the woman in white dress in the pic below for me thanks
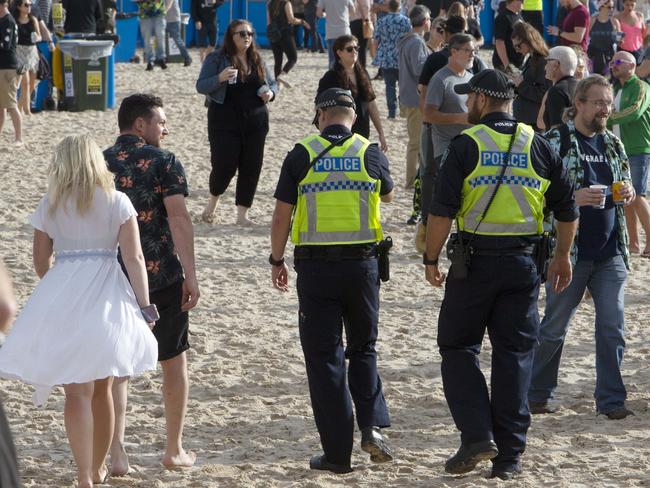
[0,135,158,488]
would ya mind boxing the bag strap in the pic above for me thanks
[297,134,355,182]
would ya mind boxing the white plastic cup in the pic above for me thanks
[590,184,607,209]
[228,69,238,84]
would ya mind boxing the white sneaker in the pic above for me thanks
[277,75,292,89]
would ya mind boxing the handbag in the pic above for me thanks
[362,19,374,40]
[36,51,51,81]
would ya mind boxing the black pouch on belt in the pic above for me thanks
[446,233,472,279]
[377,237,393,282]
[535,232,556,283]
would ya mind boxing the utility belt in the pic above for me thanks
[446,232,555,282]
[294,237,393,282]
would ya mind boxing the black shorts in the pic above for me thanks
[150,280,189,361]
[198,20,218,47]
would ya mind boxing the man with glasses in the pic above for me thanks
[609,51,650,257]
[423,68,577,480]
[529,74,636,420]
[539,45,578,130]
[492,0,524,74]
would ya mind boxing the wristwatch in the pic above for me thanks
[422,253,438,266]
[269,254,285,266]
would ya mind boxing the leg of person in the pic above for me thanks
[109,376,130,476]
[0,401,21,488]
[280,31,298,76]
[407,167,421,225]
[271,41,284,79]
[327,38,336,67]
[0,70,22,143]
[19,73,30,116]
[198,24,208,62]
[628,154,650,255]
[486,255,541,478]
[418,126,434,223]
[8,107,22,144]
[624,205,640,253]
[154,15,167,67]
[234,126,268,225]
[63,382,95,488]
[588,255,629,416]
[0,108,4,134]
[404,105,423,187]
[521,10,544,36]
[167,20,192,65]
[206,19,217,58]
[150,280,195,468]
[349,19,365,67]
[528,261,591,407]
[140,17,155,67]
[341,258,392,462]
[91,376,113,484]
[296,260,354,471]
[382,68,399,118]
[437,256,500,474]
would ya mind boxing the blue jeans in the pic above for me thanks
[628,153,650,196]
[382,67,399,118]
[166,21,191,62]
[529,255,628,413]
[140,15,166,63]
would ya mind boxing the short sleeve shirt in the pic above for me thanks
[372,12,412,69]
[492,8,524,69]
[317,0,354,39]
[104,134,189,292]
[138,0,166,18]
[561,3,589,51]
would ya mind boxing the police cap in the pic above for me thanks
[454,69,516,100]
[314,88,357,112]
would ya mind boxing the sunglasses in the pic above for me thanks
[235,30,255,38]
[343,45,360,53]
[609,59,632,66]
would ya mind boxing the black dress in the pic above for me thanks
[316,68,374,138]
[513,53,548,128]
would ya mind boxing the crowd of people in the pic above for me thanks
[1,0,650,485]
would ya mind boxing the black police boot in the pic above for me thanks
[361,426,393,463]
[488,462,522,480]
[445,440,499,475]
[309,454,353,474]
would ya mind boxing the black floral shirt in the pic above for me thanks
[104,135,189,292]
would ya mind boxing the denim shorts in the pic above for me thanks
[628,153,650,196]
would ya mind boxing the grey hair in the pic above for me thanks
[409,5,431,27]
[547,46,578,77]
[448,33,474,50]
[564,74,612,121]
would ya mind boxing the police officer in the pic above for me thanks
[422,70,578,479]
[270,88,394,474]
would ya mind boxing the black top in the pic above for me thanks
[17,17,37,45]
[62,0,103,34]
[269,0,291,31]
[429,112,578,247]
[513,53,549,126]
[274,124,394,205]
[0,13,18,70]
[589,17,616,56]
[416,0,441,18]
[492,8,524,69]
[191,0,222,23]
[466,17,482,42]
[317,68,375,139]
[544,75,577,130]
[418,47,486,86]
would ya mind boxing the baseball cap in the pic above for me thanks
[454,69,516,100]
[313,88,356,126]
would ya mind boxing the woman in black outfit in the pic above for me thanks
[316,35,388,151]
[196,19,278,225]
[267,0,309,88]
[511,22,549,130]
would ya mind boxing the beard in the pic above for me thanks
[585,113,608,133]
[467,102,482,125]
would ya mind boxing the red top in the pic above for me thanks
[561,3,590,51]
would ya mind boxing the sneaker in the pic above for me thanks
[605,407,634,420]
[184,57,193,67]
[277,75,292,89]
[146,62,154,71]
[529,400,558,415]
[406,214,420,226]
[445,440,499,475]
[156,59,168,70]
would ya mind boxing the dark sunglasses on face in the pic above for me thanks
[344,45,360,52]
[235,30,255,38]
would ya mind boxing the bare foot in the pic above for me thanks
[110,443,131,477]
[236,216,256,227]
[629,245,641,254]
[92,464,109,484]
[201,210,216,224]
[162,449,196,470]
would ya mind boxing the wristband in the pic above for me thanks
[269,254,285,266]
[422,253,438,266]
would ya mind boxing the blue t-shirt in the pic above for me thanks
[576,131,619,261]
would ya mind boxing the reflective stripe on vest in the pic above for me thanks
[291,134,383,245]
[458,123,550,236]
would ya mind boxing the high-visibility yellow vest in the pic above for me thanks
[291,133,383,245]
[523,0,543,11]
[457,123,549,236]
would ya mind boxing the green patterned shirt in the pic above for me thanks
[138,0,166,18]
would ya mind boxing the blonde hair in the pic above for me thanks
[47,135,115,215]
[447,2,466,18]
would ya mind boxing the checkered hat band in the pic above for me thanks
[471,86,513,99]
[468,175,541,189]
[299,181,377,195]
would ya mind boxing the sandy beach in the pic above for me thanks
[1,46,650,487]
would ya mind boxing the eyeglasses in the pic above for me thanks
[584,99,614,108]
[609,59,633,67]
[545,57,559,63]
[344,45,360,53]
[23,2,32,6]
[235,30,255,38]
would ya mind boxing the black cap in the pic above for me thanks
[454,69,516,100]
[314,88,357,112]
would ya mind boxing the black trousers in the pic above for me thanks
[349,19,368,68]
[522,10,544,37]
[296,257,390,465]
[0,401,20,488]
[207,103,269,207]
[438,254,541,472]
[271,30,298,77]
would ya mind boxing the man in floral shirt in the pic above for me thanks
[138,0,167,70]
[104,93,200,473]
[529,75,636,421]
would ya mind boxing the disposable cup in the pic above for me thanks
[590,184,607,209]
[228,69,238,84]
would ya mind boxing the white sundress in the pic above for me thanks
[0,188,158,406]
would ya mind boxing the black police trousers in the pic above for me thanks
[437,254,541,471]
[295,257,390,465]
